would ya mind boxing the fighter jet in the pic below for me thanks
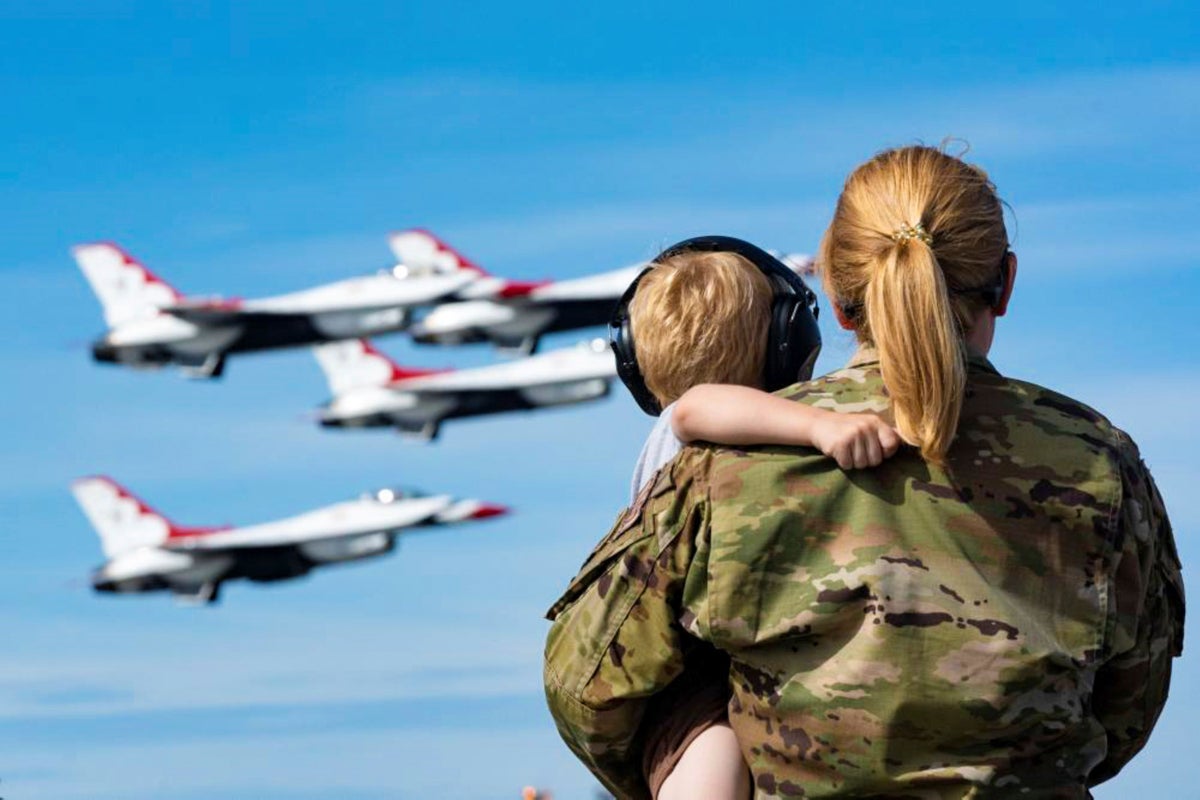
[71,476,507,604]
[73,241,480,378]
[394,229,814,355]
[390,229,644,355]
[313,337,616,440]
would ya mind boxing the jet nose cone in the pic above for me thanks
[432,499,511,524]
[468,502,509,520]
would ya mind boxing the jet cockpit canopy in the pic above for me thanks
[376,263,438,280]
[364,487,429,504]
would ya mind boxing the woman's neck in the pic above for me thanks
[964,308,996,356]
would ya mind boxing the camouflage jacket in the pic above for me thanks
[544,354,1184,799]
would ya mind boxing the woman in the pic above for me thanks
[544,145,1184,799]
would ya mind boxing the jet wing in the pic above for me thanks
[163,303,315,326]
[160,299,251,325]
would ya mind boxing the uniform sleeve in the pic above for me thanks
[1088,440,1185,787]
[543,460,711,800]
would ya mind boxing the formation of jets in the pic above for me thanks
[70,229,812,603]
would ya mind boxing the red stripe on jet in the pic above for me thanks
[95,241,186,301]
[81,475,232,539]
[357,340,453,384]
[497,280,552,299]
[468,503,510,520]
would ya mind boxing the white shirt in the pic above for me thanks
[629,402,683,502]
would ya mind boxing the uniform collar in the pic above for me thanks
[847,345,1001,376]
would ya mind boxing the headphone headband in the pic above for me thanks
[610,235,822,416]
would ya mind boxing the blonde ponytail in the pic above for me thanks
[865,238,965,463]
[820,145,1009,465]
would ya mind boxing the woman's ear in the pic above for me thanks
[995,252,1018,317]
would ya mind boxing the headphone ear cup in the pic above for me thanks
[990,256,1011,309]
[764,293,822,391]
[611,320,662,416]
[608,267,662,416]
[765,295,798,391]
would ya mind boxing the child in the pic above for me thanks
[625,248,899,800]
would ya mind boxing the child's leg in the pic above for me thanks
[656,722,750,800]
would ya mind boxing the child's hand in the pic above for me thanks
[810,412,902,469]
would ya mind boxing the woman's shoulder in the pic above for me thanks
[983,371,1137,457]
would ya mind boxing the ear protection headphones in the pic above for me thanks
[980,251,1013,309]
[609,235,822,416]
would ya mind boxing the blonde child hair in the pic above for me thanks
[629,251,774,407]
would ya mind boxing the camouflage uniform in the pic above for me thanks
[544,352,1184,799]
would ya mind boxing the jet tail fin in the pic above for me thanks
[313,339,448,395]
[70,476,223,556]
[387,229,489,277]
[71,242,185,328]
[70,476,175,558]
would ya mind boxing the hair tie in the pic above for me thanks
[891,223,933,246]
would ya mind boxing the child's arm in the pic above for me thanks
[671,384,902,469]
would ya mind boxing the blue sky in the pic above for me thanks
[2,2,1198,797]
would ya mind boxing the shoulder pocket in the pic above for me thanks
[545,475,667,621]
